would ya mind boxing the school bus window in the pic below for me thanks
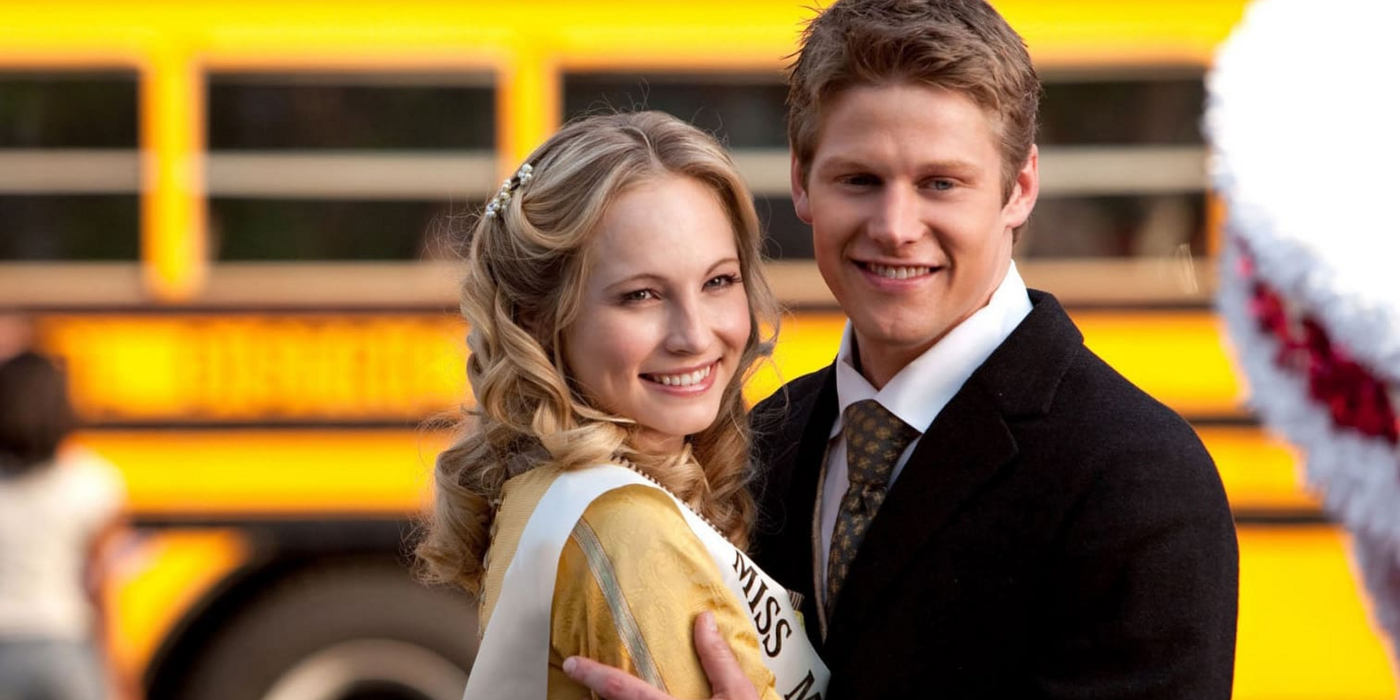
[0,71,138,148]
[209,199,457,261]
[757,194,812,261]
[562,72,803,260]
[208,72,495,150]
[205,71,494,262]
[1021,193,1206,259]
[562,72,789,151]
[0,71,139,262]
[1029,72,1208,264]
[0,195,139,261]
[1039,73,1205,146]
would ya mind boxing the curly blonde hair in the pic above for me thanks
[416,111,780,594]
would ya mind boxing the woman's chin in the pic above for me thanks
[631,421,710,455]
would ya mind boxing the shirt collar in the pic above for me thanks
[831,260,1033,437]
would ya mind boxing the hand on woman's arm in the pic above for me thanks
[553,485,773,699]
[564,612,760,700]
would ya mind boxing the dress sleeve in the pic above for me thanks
[549,484,780,700]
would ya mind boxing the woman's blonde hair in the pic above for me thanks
[416,111,780,594]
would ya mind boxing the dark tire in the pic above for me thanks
[177,560,477,700]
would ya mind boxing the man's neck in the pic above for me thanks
[850,260,1018,390]
[852,334,938,390]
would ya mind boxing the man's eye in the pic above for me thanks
[840,174,879,187]
[928,178,955,191]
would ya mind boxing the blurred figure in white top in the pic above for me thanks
[0,346,127,700]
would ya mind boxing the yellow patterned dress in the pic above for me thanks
[473,464,825,700]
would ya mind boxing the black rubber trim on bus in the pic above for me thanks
[79,414,1262,432]
[1185,414,1260,428]
[10,304,458,316]
[131,515,414,553]
[1232,509,1331,527]
[80,420,432,431]
[130,507,1331,543]
[778,299,1218,314]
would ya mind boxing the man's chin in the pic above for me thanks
[853,319,947,357]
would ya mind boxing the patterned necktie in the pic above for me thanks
[826,399,919,617]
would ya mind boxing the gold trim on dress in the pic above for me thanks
[570,518,669,693]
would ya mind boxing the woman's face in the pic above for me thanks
[563,174,752,455]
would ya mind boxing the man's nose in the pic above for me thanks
[867,185,924,247]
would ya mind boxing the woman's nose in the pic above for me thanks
[664,299,710,355]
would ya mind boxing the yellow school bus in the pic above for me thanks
[0,2,1394,699]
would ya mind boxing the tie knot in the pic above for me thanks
[842,399,919,486]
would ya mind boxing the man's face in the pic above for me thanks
[792,82,1038,387]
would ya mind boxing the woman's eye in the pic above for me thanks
[704,274,741,291]
[621,289,657,303]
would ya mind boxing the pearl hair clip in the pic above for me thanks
[484,163,534,219]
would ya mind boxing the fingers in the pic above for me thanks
[692,611,760,700]
[563,656,674,700]
[561,611,759,700]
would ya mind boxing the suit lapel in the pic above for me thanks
[822,290,1082,650]
[824,387,1017,648]
[753,367,839,651]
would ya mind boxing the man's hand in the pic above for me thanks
[563,611,760,700]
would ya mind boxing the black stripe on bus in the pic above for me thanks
[80,420,442,431]
[133,515,415,553]
[778,300,1218,314]
[80,413,1262,432]
[1186,414,1260,428]
[7,304,459,316]
[1233,509,1332,527]
[131,508,1332,536]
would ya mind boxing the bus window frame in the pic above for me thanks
[0,0,1242,311]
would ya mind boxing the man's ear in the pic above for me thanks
[1003,144,1039,229]
[791,154,813,224]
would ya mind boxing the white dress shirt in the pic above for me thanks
[816,261,1033,611]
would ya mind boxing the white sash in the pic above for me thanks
[463,465,828,700]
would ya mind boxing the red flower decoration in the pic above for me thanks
[1241,246,1399,445]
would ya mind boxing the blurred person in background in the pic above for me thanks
[0,349,127,700]
[0,316,33,367]
[415,111,827,699]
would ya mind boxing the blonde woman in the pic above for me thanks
[416,111,828,700]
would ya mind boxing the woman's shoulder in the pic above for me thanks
[503,463,681,519]
[495,464,685,551]
[576,479,688,538]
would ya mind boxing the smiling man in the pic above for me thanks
[794,81,1034,389]
[566,1,1239,698]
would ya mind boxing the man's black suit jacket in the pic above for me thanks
[750,290,1238,700]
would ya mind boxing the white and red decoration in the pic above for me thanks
[1209,0,1400,662]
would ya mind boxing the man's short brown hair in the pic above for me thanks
[787,0,1040,200]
